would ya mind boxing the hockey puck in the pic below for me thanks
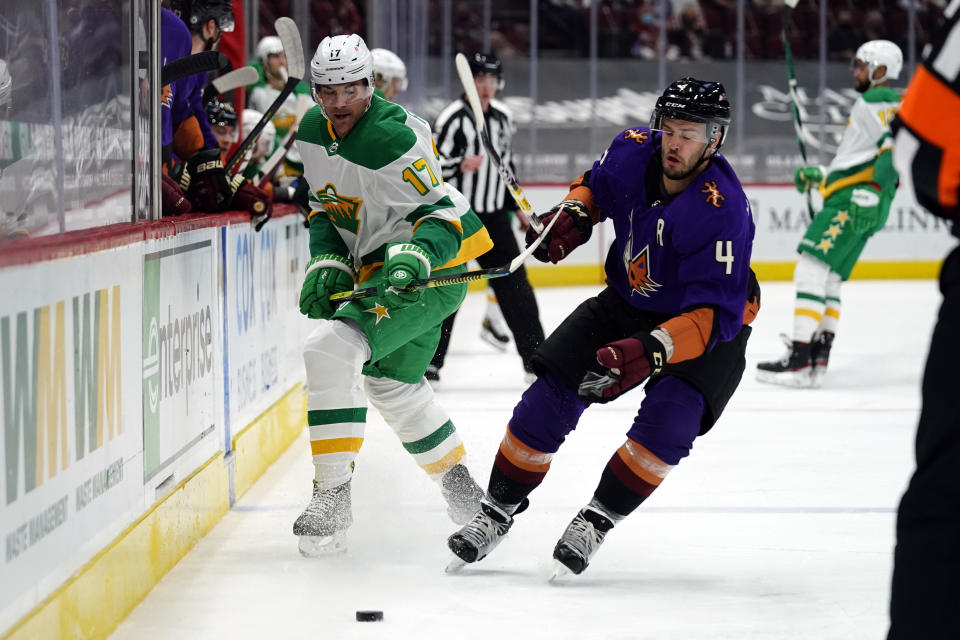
[356,610,383,622]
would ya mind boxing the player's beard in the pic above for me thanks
[855,76,871,93]
[662,146,711,181]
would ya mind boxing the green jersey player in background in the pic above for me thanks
[292,34,494,557]
[757,39,903,388]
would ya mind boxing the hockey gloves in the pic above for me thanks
[578,333,667,401]
[849,184,884,234]
[526,200,593,264]
[299,254,356,320]
[181,148,234,212]
[231,179,272,231]
[793,165,824,194]
[378,243,431,310]
[161,173,193,215]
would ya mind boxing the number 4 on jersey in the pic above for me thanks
[716,240,734,275]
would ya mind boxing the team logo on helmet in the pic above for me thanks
[625,245,662,298]
[623,128,650,144]
[314,183,363,234]
[702,181,725,208]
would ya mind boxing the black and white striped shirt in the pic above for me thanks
[433,97,515,215]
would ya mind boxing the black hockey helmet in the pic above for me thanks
[468,52,504,89]
[205,96,237,128]
[651,77,731,149]
[171,0,235,34]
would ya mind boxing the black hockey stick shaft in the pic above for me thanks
[225,17,304,174]
[454,53,543,233]
[328,208,561,302]
[782,1,816,219]
[161,51,229,87]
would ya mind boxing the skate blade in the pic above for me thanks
[549,560,572,583]
[480,329,510,352]
[445,554,468,574]
[755,369,815,388]
[298,532,347,558]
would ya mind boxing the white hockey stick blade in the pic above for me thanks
[784,0,800,7]
[507,203,562,272]
[275,17,305,80]
[211,66,259,94]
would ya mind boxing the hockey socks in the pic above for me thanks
[487,425,553,513]
[594,439,675,517]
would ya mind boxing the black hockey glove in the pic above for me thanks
[525,200,593,263]
[183,149,234,212]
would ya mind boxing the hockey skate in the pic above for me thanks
[550,504,615,580]
[440,464,486,525]
[480,317,510,352]
[425,364,440,383]
[446,499,523,572]
[756,335,814,388]
[293,479,353,557]
[809,331,835,388]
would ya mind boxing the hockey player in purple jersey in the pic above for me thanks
[447,77,760,578]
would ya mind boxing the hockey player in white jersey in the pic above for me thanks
[292,33,494,557]
[758,39,902,388]
[371,48,408,101]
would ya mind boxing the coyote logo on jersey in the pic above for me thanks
[625,244,662,298]
[702,181,725,208]
[623,129,650,144]
[314,183,363,234]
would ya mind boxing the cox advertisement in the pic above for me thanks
[0,247,143,632]
[225,217,309,431]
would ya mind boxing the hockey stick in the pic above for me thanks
[254,129,297,187]
[329,207,562,302]
[782,0,816,219]
[254,95,312,188]
[454,53,543,233]
[225,17,304,174]
[203,65,259,103]
[161,51,229,87]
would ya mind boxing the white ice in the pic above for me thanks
[111,280,939,640]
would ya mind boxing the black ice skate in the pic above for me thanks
[441,464,486,525]
[756,335,814,388]
[551,504,615,580]
[480,317,510,352]
[293,479,352,557]
[809,331,835,387]
[446,500,519,572]
[425,364,440,383]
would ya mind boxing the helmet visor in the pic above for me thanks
[216,13,235,33]
[312,81,373,109]
[650,117,711,144]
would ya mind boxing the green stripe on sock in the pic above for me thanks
[308,408,367,426]
[402,420,456,454]
[797,292,826,303]
[826,296,840,304]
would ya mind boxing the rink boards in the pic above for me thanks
[0,184,951,639]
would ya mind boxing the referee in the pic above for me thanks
[427,52,545,382]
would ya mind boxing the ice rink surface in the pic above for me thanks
[111,279,940,640]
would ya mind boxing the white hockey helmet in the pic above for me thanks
[242,109,276,157]
[311,34,375,88]
[0,59,11,108]
[371,48,408,93]
[855,40,903,86]
[256,36,284,64]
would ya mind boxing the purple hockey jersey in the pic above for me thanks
[590,127,755,343]
[161,8,217,153]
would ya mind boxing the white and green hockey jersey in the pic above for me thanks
[296,95,493,284]
[820,85,901,202]
[246,61,312,169]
